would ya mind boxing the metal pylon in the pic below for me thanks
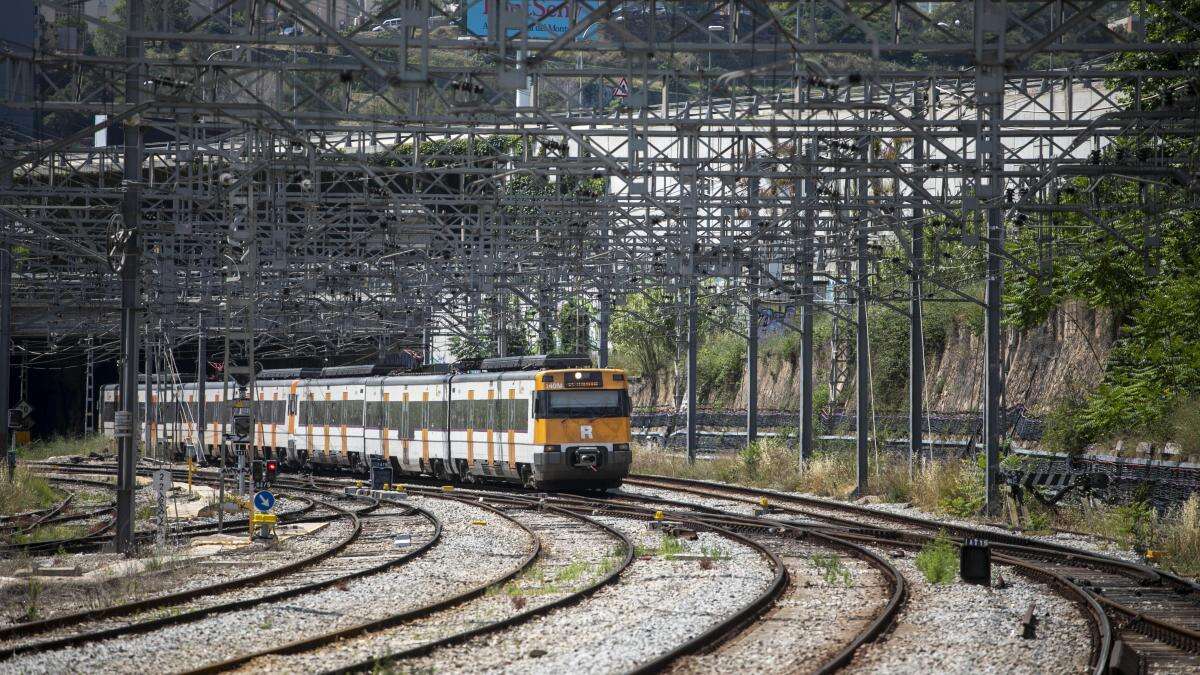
[84,336,95,435]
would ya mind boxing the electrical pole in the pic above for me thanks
[196,314,206,464]
[855,147,870,497]
[746,170,759,445]
[598,291,610,367]
[115,0,144,556]
[979,1,1007,515]
[1,239,10,479]
[799,147,816,464]
[910,89,926,478]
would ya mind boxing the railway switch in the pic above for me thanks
[960,538,991,586]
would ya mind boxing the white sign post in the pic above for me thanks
[152,469,172,546]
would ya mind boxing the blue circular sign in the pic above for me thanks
[253,490,276,512]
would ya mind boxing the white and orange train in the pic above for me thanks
[100,356,633,490]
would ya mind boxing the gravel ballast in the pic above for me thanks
[393,514,775,675]
[845,552,1091,674]
[0,495,532,675]
[238,505,625,673]
[670,534,888,674]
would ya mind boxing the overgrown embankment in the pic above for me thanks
[628,298,1115,423]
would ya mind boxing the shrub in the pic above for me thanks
[915,532,958,584]
[1161,494,1200,577]
[1168,399,1200,461]
[1042,395,1094,454]
[697,331,745,405]
[1108,501,1158,550]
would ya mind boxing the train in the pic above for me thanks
[100,355,632,490]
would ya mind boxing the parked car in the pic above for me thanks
[372,17,404,32]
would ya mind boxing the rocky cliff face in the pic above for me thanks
[630,300,1116,415]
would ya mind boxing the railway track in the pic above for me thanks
[0,497,443,657]
[246,494,635,673]
[624,473,1200,674]
[11,460,1182,673]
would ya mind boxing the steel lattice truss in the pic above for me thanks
[1,0,1199,507]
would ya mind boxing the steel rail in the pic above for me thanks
[626,475,1174,584]
[0,499,441,658]
[628,473,1200,670]
[180,490,543,674]
[325,499,635,674]
[1,495,73,535]
[537,488,906,674]
[626,519,788,673]
[0,496,349,647]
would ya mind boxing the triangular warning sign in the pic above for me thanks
[612,77,630,98]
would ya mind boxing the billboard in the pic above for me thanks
[464,0,601,40]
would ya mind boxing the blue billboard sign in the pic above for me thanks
[465,0,601,41]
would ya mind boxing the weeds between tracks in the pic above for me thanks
[635,440,1200,579]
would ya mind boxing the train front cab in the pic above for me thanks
[531,368,632,490]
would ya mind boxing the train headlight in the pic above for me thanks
[543,445,561,452]
[614,443,630,452]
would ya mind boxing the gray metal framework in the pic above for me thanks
[2,1,1199,548]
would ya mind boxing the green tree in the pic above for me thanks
[1002,2,1200,446]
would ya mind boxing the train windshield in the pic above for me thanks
[536,390,629,419]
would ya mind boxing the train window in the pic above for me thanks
[535,390,629,419]
[513,399,529,433]
[365,401,383,428]
[429,400,445,429]
[391,398,405,429]
[408,398,422,429]
[346,400,363,427]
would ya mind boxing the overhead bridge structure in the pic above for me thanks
[0,0,1198,552]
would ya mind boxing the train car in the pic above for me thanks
[100,355,632,490]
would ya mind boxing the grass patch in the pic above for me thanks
[915,532,958,584]
[18,578,43,621]
[0,467,63,516]
[1160,494,1200,577]
[488,553,626,598]
[595,546,625,577]
[634,439,988,517]
[18,434,110,461]
[553,561,590,584]
[810,552,852,586]
[636,534,686,558]
[13,523,88,545]
[1048,494,1200,578]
